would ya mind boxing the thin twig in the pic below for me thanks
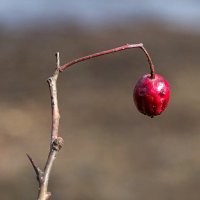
[48,53,60,141]
[59,43,155,78]
[37,53,63,200]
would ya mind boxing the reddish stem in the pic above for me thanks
[59,43,155,78]
[140,46,155,79]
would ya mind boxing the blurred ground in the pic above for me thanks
[1,22,200,200]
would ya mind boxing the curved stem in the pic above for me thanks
[59,43,155,78]
[139,46,155,79]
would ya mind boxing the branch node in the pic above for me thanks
[47,77,52,85]
[52,137,64,151]
[46,192,51,199]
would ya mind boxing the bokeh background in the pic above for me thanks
[1,1,200,199]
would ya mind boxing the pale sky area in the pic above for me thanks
[0,0,200,31]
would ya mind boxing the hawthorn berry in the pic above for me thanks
[133,73,170,117]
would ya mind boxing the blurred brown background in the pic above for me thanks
[1,1,200,200]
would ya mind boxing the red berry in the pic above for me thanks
[133,74,170,117]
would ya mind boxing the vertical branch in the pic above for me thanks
[48,52,60,141]
[36,52,64,200]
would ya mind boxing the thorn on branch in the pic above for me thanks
[26,153,44,184]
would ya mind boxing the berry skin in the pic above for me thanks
[133,74,170,117]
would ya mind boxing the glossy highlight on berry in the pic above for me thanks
[133,74,170,117]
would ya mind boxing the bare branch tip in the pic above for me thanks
[55,52,59,57]
[26,153,38,170]
[55,52,60,68]
[26,153,34,163]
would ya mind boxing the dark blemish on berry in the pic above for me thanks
[160,89,165,97]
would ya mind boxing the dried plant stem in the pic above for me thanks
[27,43,154,199]
[59,43,155,78]
[27,53,63,200]
[37,53,64,200]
